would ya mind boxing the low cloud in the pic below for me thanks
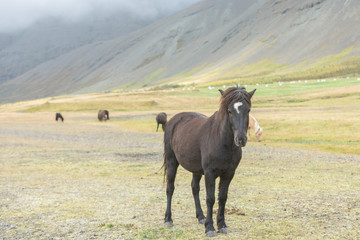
[0,0,200,33]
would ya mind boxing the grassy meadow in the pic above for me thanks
[2,76,359,154]
[0,77,360,239]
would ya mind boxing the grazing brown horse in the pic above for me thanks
[98,110,108,121]
[156,112,167,132]
[163,86,256,237]
[55,113,64,122]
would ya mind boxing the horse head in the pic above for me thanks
[219,87,256,147]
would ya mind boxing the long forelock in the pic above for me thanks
[219,87,251,117]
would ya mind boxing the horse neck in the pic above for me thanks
[212,112,234,146]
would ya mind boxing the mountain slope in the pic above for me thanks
[1,0,360,103]
[0,12,159,85]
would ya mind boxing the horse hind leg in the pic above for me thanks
[191,174,205,224]
[164,153,179,227]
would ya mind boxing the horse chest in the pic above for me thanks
[202,147,242,174]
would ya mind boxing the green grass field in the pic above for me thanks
[2,77,358,155]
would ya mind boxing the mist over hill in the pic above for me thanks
[0,13,153,82]
[1,0,360,103]
[0,0,200,83]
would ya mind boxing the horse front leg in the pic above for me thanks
[217,173,234,234]
[204,172,216,237]
[191,174,205,224]
[164,160,179,227]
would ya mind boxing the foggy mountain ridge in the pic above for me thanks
[1,0,360,103]
[0,11,163,83]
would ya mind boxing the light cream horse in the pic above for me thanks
[248,114,262,141]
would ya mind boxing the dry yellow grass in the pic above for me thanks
[0,113,359,239]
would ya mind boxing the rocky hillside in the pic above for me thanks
[1,0,360,103]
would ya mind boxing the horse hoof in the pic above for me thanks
[219,227,228,234]
[206,231,216,237]
[199,218,206,224]
[164,221,173,228]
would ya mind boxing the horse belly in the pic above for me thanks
[172,128,203,174]
[174,147,203,174]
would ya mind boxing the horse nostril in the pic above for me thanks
[234,134,248,147]
[241,136,247,147]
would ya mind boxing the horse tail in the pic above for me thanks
[162,117,173,183]
[162,115,182,184]
[162,113,168,132]
[162,129,170,183]
[162,153,167,183]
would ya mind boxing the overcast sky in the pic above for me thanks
[0,0,200,33]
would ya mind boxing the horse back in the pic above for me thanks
[165,112,207,136]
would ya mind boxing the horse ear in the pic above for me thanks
[248,89,256,98]
[219,89,224,96]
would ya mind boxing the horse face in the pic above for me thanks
[227,100,251,147]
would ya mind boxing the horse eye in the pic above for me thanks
[228,109,232,114]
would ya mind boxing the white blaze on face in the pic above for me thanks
[234,102,243,114]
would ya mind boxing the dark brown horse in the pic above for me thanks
[156,112,167,132]
[104,110,110,120]
[163,86,256,237]
[98,110,108,121]
[55,113,64,122]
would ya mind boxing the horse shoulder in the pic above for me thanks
[198,115,242,173]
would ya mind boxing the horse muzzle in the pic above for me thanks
[234,135,247,147]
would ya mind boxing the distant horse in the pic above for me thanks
[163,86,256,237]
[98,110,107,121]
[248,114,262,141]
[104,110,110,120]
[55,113,64,122]
[156,112,167,132]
